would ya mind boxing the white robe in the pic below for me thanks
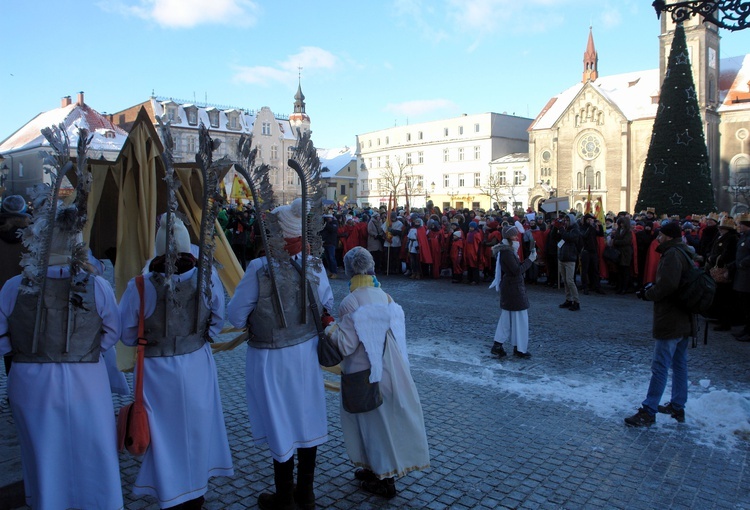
[227,254,333,462]
[328,286,430,479]
[119,268,233,508]
[0,267,124,510]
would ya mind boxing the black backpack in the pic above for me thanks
[673,247,716,315]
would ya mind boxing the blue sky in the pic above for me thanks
[3,0,750,150]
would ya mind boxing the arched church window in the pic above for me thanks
[577,172,583,189]
[595,171,601,189]
[584,166,595,188]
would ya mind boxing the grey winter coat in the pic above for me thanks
[367,219,384,252]
[644,238,697,340]
[732,230,750,293]
[496,243,533,311]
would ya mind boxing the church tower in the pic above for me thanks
[582,27,598,83]
[288,76,311,135]
[659,1,721,188]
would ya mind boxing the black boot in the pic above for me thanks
[361,476,397,499]
[490,342,507,358]
[294,447,317,510]
[258,457,295,510]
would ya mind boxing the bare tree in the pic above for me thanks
[380,156,416,207]
[478,171,524,210]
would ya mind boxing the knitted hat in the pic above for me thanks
[273,198,303,238]
[502,225,519,239]
[682,221,694,231]
[1,195,27,215]
[343,246,374,277]
[155,213,191,256]
[660,221,682,239]
[469,221,478,228]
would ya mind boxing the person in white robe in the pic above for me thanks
[489,224,536,358]
[325,246,430,499]
[119,216,233,509]
[227,198,333,510]
[0,223,124,510]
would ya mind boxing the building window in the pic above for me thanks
[474,173,481,186]
[459,126,464,135]
[443,174,450,187]
[472,201,480,210]
[377,138,381,146]
[406,153,412,165]
[514,170,523,186]
[368,179,373,190]
[498,171,506,185]
[271,145,278,160]
[361,179,368,191]
[257,146,262,160]
[418,152,424,164]
[376,179,382,191]
[385,136,389,145]
[513,201,523,210]
[595,171,602,189]
[377,157,381,168]
[385,155,389,167]
[541,150,551,162]
[287,147,294,160]
[368,140,372,148]
[418,131,423,140]
[187,109,197,125]
[458,148,464,161]
[368,158,372,168]
[474,123,480,133]
[341,184,346,195]
[444,127,449,137]
[584,166,595,188]
[577,172,583,189]
[262,122,271,135]
[458,174,465,187]
[474,146,480,159]
[443,149,449,162]
[166,106,177,122]
[407,133,411,142]
[230,116,238,129]
[187,136,196,153]
[209,110,219,128]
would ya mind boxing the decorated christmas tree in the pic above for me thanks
[635,23,716,217]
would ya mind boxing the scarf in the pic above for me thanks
[349,274,380,292]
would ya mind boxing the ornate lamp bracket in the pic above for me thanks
[653,0,750,31]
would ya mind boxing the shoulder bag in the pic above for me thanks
[117,275,151,456]
[709,255,730,283]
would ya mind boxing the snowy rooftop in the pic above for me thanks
[0,101,128,154]
[318,146,356,175]
[531,54,750,131]
[491,152,529,164]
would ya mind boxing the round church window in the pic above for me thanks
[578,134,601,160]
[737,128,748,141]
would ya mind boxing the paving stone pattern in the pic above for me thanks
[1,273,749,509]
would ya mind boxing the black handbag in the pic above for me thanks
[341,368,383,414]
[290,259,343,367]
[603,246,621,264]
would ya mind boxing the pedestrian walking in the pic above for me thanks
[626,221,694,427]
[119,214,233,509]
[325,247,430,499]
[489,225,537,359]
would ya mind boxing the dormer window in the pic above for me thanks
[262,122,271,135]
[104,130,115,139]
[207,109,220,128]
[185,107,198,125]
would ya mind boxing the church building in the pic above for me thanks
[527,12,750,216]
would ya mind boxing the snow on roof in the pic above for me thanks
[490,153,529,164]
[318,146,356,175]
[532,54,750,130]
[0,102,128,154]
[531,69,660,131]
[718,54,750,113]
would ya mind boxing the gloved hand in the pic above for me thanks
[321,311,335,327]
[636,283,653,300]
[528,249,537,262]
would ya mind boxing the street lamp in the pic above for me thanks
[0,164,9,190]
[653,0,750,31]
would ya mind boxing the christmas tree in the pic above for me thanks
[635,23,716,217]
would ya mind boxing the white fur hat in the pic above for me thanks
[273,197,303,238]
[155,213,191,256]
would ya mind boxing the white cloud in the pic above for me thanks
[384,99,457,117]
[232,47,339,86]
[102,0,260,28]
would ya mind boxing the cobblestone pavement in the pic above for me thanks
[2,272,749,509]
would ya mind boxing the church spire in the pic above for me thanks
[582,26,598,83]
[289,67,311,134]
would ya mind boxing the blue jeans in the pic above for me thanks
[324,245,337,274]
[642,337,689,415]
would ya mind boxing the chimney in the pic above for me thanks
[61,96,72,107]
[77,91,85,106]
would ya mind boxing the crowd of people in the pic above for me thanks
[1,185,748,508]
